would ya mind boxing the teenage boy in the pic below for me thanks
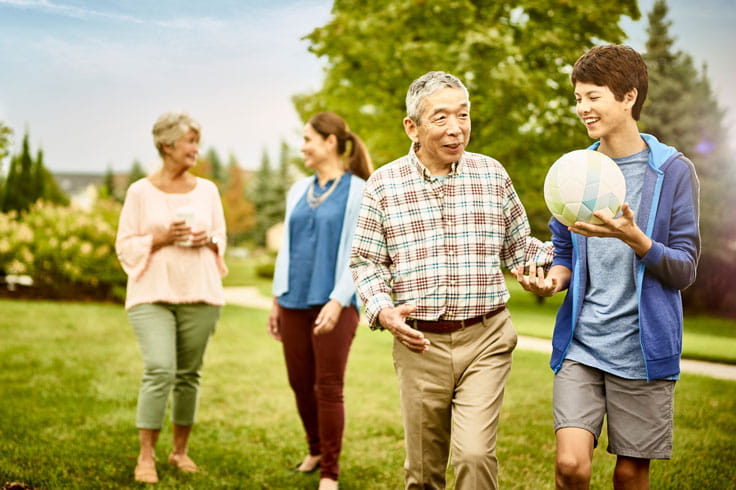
[515,44,700,489]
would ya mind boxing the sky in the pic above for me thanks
[0,0,734,174]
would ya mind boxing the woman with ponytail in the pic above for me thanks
[268,112,372,490]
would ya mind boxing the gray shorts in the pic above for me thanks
[553,360,675,459]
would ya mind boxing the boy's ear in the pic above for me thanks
[624,88,638,111]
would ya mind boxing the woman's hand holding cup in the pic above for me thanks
[174,206,196,246]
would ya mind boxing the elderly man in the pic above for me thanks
[350,71,553,489]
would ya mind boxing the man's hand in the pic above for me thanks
[569,203,652,257]
[513,263,570,297]
[378,304,430,353]
[513,262,557,297]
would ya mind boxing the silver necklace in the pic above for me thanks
[306,174,342,209]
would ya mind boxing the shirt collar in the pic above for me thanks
[408,143,464,181]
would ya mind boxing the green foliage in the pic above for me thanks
[295,0,639,236]
[126,159,147,189]
[254,261,275,279]
[221,156,257,244]
[0,123,11,194]
[0,121,11,164]
[2,133,35,213]
[0,300,734,488]
[247,144,296,246]
[0,200,126,302]
[641,0,736,317]
[99,165,124,203]
[0,131,69,213]
[205,147,226,185]
[34,148,69,206]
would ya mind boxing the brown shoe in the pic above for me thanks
[168,452,199,473]
[134,458,158,484]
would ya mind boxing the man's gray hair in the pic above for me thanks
[405,71,470,124]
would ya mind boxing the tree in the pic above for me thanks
[275,140,297,210]
[100,165,121,202]
[126,160,147,189]
[1,131,68,213]
[34,149,68,206]
[221,155,256,244]
[191,147,226,187]
[0,122,11,170]
[205,147,226,186]
[2,133,35,213]
[248,149,289,247]
[0,122,11,201]
[641,0,736,317]
[295,0,639,236]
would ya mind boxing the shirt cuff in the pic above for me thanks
[365,293,395,330]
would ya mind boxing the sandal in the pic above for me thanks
[292,454,321,473]
[134,458,158,484]
[168,452,199,473]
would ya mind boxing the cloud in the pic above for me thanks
[0,0,146,23]
[0,0,231,31]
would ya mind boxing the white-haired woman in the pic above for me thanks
[116,111,227,484]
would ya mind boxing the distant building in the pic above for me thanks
[54,173,102,197]
[53,173,101,210]
[52,172,127,210]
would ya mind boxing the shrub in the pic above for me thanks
[255,261,275,279]
[0,200,127,302]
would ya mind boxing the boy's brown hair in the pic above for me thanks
[571,44,648,121]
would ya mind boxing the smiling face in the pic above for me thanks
[301,123,337,171]
[404,86,470,173]
[575,81,637,141]
[164,128,199,169]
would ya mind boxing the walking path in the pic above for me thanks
[224,286,736,381]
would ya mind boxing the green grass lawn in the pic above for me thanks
[1,299,735,489]
[222,253,275,298]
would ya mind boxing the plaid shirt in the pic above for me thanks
[350,146,554,329]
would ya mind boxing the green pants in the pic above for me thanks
[128,302,220,429]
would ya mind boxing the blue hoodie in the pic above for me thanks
[549,133,700,381]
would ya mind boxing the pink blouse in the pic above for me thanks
[115,177,228,310]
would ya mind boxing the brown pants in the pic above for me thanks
[393,308,517,490]
[278,304,359,481]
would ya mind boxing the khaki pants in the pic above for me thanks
[392,308,516,490]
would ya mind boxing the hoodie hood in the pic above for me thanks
[587,133,679,171]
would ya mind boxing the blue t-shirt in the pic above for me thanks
[566,148,650,379]
[277,173,350,309]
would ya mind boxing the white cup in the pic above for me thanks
[174,205,196,247]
